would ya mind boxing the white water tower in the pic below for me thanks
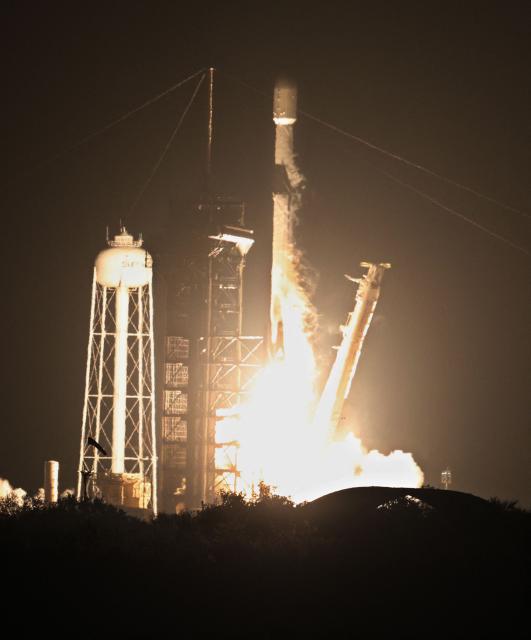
[77,228,157,514]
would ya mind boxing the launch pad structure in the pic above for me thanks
[76,69,265,515]
[76,70,394,514]
[159,197,264,511]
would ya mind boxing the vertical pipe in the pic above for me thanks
[112,281,129,474]
[148,277,158,516]
[77,269,97,498]
[200,256,214,504]
[234,257,244,493]
[45,460,59,503]
[206,67,214,191]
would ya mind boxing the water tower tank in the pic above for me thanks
[95,228,152,287]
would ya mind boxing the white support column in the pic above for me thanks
[148,277,158,516]
[112,281,129,474]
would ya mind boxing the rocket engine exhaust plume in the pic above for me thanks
[214,79,424,502]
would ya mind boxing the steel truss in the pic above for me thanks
[207,336,264,496]
[198,235,264,503]
[77,269,157,513]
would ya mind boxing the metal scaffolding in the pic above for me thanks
[159,199,264,511]
[197,222,262,504]
[208,335,264,497]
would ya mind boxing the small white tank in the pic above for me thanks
[95,228,153,287]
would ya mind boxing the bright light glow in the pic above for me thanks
[273,116,297,126]
[217,353,424,502]
[215,118,423,503]
[215,242,423,503]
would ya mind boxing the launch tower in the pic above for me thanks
[159,200,263,510]
[159,70,264,511]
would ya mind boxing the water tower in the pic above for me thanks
[77,227,157,514]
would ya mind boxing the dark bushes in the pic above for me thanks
[1,488,529,636]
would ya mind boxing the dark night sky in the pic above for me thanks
[2,2,530,505]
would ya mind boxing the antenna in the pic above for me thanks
[206,67,215,193]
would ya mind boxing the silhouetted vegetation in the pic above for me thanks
[2,487,529,636]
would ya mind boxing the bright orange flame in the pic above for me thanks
[217,369,423,503]
[216,203,423,502]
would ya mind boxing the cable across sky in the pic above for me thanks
[12,67,530,256]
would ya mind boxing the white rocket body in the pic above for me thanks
[273,79,297,125]
[270,79,303,355]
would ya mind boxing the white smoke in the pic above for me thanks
[0,478,12,498]
[272,122,318,345]
[276,125,305,192]
[0,477,27,506]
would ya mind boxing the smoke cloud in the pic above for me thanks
[0,477,27,506]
